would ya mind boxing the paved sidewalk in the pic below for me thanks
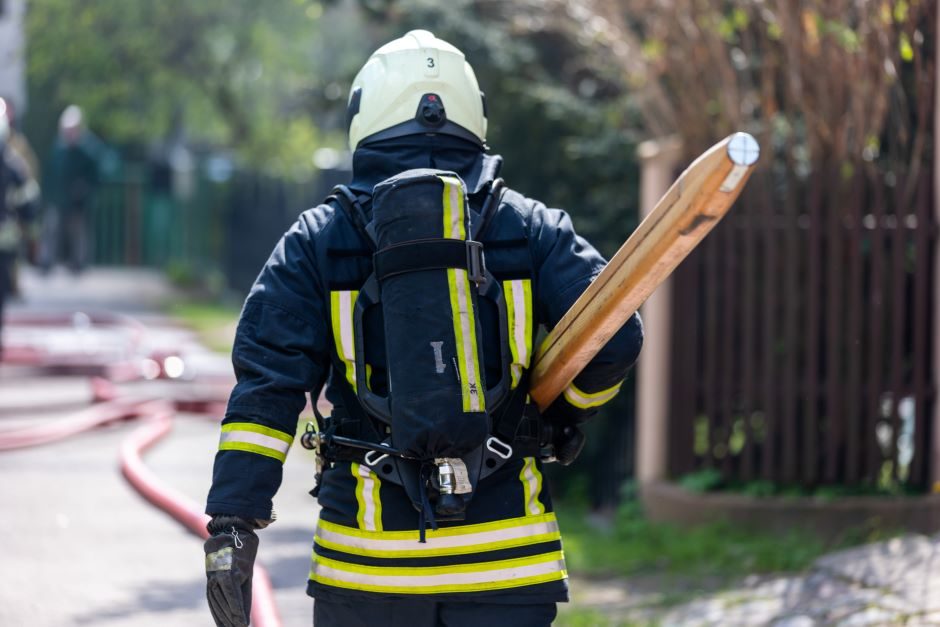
[0,267,320,626]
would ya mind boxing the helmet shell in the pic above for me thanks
[347,30,487,151]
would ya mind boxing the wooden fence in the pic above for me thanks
[668,166,936,490]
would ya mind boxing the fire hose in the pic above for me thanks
[0,313,284,627]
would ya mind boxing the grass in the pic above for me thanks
[556,608,655,627]
[556,497,892,579]
[166,300,241,354]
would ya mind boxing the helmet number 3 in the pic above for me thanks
[423,49,440,77]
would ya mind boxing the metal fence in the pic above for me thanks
[668,166,936,491]
[88,164,349,294]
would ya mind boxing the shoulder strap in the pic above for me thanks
[327,185,376,247]
[471,178,505,240]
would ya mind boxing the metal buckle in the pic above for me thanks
[466,240,485,284]
[364,450,389,466]
[486,436,513,460]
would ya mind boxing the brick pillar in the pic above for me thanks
[635,136,683,484]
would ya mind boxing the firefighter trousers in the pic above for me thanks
[313,597,557,626]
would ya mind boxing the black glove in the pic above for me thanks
[204,515,259,627]
[540,399,590,466]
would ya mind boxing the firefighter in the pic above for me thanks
[204,30,643,627]
[0,101,39,358]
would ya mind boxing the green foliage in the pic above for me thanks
[24,0,356,175]
[675,469,923,499]
[558,499,831,578]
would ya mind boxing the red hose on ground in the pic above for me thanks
[0,398,141,451]
[118,400,283,627]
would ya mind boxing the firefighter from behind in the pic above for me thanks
[204,30,643,627]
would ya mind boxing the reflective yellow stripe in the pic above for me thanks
[330,290,359,391]
[563,380,624,409]
[352,462,383,532]
[218,423,292,463]
[310,569,566,595]
[318,512,557,541]
[310,551,566,594]
[314,530,561,559]
[219,442,288,463]
[315,514,560,557]
[441,176,484,412]
[503,279,533,389]
[520,457,545,516]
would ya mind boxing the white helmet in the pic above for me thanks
[347,30,487,151]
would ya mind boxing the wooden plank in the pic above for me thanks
[768,168,786,481]
[866,181,887,482]
[719,215,737,476]
[824,176,846,483]
[529,133,760,409]
[740,186,758,481]
[844,174,865,483]
[888,185,908,482]
[802,168,824,485]
[911,173,930,486]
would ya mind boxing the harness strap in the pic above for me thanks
[374,238,485,282]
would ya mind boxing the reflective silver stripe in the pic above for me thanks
[520,457,545,516]
[330,290,359,391]
[311,552,566,592]
[510,280,530,365]
[316,515,560,556]
[353,462,382,532]
[446,177,463,239]
[504,279,533,389]
[219,430,291,456]
[453,267,482,411]
[563,380,623,409]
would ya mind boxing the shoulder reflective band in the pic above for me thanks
[310,551,566,595]
[562,380,624,410]
[314,512,560,558]
[352,462,383,532]
[519,456,545,516]
[219,423,293,463]
[503,279,533,389]
[440,175,484,413]
[330,290,359,392]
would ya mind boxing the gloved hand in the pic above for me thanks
[540,399,589,466]
[204,515,259,627]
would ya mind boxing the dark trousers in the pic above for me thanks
[313,598,558,627]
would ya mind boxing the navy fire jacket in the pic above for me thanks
[206,134,643,604]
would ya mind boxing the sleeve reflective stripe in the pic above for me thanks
[352,462,383,532]
[441,175,484,412]
[315,513,560,557]
[562,380,623,409]
[330,290,359,392]
[219,423,293,463]
[503,279,533,389]
[310,551,566,594]
[519,457,546,516]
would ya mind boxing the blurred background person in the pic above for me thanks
[43,105,104,273]
[0,99,39,359]
[0,97,40,297]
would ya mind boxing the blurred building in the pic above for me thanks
[0,0,27,113]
